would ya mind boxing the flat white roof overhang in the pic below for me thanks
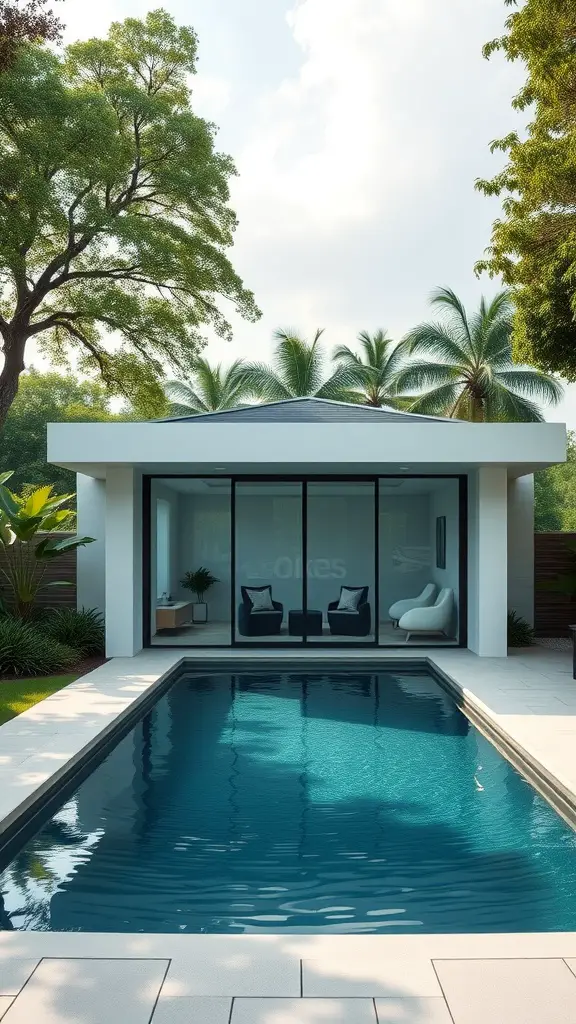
[47,420,567,479]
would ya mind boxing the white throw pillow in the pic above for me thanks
[246,587,274,611]
[337,587,363,612]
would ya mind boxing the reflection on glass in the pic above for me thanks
[235,482,303,643]
[379,478,460,645]
[150,478,232,646]
[307,481,376,643]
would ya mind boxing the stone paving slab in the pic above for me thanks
[230,999,377,1023]
[1,958,168,1024]
[151,996,232,1024]
[0,958,39,996]
[161,957,300,998]
[302,957,442,997]
[434,957,576,1024]
[375,998,453,1023]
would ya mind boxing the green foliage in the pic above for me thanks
[0,474,94,618]
[535,431,576,531]
[180,566,219,602]
[41,606,104,656]
[165,358,252,415]
[0,8,260,425]
[242,328,359,402]
[394,288,562,421]
[0,369,144,495]
[332,330,413,408]
[0,0,63,72]
[507,609,535,647]
[0,616,77,676]
[476,0,576,379]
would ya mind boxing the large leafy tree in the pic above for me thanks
[476,0,576,379]
[535,431,576,531]
[164,357,252,416]
[332,330,411,408]
[0,369,138,494]
[242,328,358,402]
[0,0,63,72]
[394,288,562,421]
[0,9,260,427]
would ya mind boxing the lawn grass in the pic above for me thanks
[0,675,78,726]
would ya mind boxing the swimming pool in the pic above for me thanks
[1,667,576,933]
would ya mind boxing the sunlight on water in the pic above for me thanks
[1,669,576,933]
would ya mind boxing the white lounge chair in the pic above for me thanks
[388,583,437,627]
[398,587,454,641]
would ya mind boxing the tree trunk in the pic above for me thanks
[0,332,26,429]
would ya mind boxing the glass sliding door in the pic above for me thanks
[306,481,376,644]
[379,477,461,645]
[235,481,303,643]
[149,478,232,646]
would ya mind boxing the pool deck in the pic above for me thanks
[1,644,576,1022]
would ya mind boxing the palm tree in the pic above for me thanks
[332,329,411,408]
[242,328,359,402]
[394,288,563,422]
[164,358,252,416]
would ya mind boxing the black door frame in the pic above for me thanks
[142,474,468,650]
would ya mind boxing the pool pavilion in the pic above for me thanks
[47,397,566,658]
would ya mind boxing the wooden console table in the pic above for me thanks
[156,601,193,630]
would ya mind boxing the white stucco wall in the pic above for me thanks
[105,467,143,657]
[507,475,535,627]
[76,475,106,615]
[468,467,508,657]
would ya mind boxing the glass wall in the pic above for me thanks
[150,478,231,646]
[379,478,460,645]
[235,481,303,643]
[146,475,463,647]
[307,481,376,643]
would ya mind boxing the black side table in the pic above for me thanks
[288,609,323,636]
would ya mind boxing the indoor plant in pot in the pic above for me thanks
[180,567,220,623]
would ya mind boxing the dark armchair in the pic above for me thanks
[327,586,371,636]
[238,585,283,637]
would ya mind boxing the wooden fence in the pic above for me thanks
[534,532,576,637]
[0,533,77,612]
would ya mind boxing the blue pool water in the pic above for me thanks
[2,668,576,933]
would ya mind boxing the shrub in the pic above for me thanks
[0,617,78,677]
[508,610,535,648]
[41,607,105,657]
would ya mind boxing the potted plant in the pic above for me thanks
[180,567,219,623]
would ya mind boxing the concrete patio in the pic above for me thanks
[1,645,576,1022]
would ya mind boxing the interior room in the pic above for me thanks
[148,476,462,647]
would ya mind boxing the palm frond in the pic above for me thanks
[400,322,472,366]
[163,380,209,415]
[315,364,363,401]
[241,362,294,401]
[484,383,544,423]
[494,368,564,405]
[430,287,473,350]
[406,382,463,418]
[394,361,460,392]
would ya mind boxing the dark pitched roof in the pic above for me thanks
[160,397,460,424]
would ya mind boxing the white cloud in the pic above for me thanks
[233,0,441,235]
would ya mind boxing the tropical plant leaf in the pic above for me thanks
[34,535,95,560]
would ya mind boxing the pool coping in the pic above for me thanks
[1,647,576,859]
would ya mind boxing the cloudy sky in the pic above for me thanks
[59,0,576,427]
